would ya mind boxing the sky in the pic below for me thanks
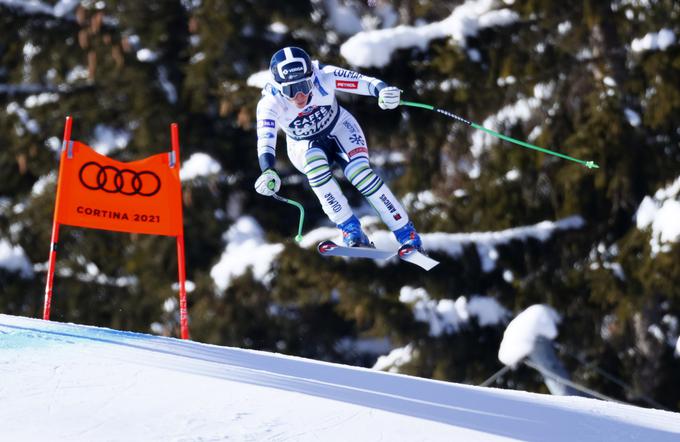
[2,313,680,442]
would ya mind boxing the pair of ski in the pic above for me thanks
[317,240,439,271]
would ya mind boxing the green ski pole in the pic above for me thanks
[268,178,305,242]
[400,100,599,169]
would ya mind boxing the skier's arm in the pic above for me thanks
[321,64,400,109]
[254,96,281,196]
[321,64,388,97]
[256,96,278,172]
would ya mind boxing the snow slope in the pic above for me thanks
[1,315,679,441]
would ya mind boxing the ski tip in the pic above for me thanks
[426,261,440,271]
[397,244,440,271]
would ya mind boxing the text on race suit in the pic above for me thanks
[289,105,334,138]
[333,69,363,79]
[324,193,342,213]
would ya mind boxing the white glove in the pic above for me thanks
[378,86,401,110]
[254,169,281,196]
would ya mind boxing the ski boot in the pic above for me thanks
[393,221,423,252]
[338,215,374,248]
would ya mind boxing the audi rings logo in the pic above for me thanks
[78,162,161,197]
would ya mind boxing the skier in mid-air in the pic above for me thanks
[254,46,423,251]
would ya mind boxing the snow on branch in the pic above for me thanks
[0,84,59,96]
[631,28,676,53]
[418,216,584,272]
[340,0,519,67]
[0,0,80,18]
[216,214,584,291]
[399,286,509,337]
[210,216,284,292]
[0,239,34,278]
[635,175,680,255]
[498,304,561,367]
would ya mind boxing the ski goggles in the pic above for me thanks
[279,77,313,99]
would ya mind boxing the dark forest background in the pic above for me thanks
[1,0,679,411]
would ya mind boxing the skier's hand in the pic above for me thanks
[255,169,281,196]
[378,86,401,110]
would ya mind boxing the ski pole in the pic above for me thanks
[400,100,599,169]
[271,193,305,243]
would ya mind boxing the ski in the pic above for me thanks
[397,244,439,271]
[317,240,439,271]
[317,240,395,260]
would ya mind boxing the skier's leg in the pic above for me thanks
[343,158,407,230]
[287,136,371,247]
[331,110,423,249]
[347,159,422,249]
[287,137,352,224]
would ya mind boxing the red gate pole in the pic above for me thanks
[171,123,189,339]
[43,116,73,320]
[177,235,189,339]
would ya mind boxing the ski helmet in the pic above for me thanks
[269,47,314,98]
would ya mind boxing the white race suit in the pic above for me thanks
[256,62,410,231]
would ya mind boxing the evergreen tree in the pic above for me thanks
[1,0,678,411]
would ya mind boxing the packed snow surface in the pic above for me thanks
[2,314,679,441]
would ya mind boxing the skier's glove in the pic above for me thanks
[255,169,281,196]
[378,86,401,110]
